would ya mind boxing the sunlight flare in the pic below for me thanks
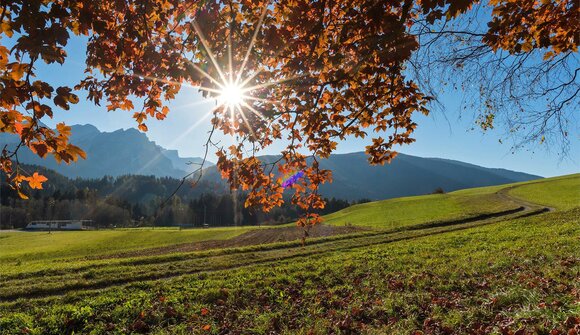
[219,82,246,109]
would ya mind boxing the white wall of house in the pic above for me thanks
[26,222,52,229]
[26,221,84,230]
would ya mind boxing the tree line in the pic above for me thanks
[0,165,363,229]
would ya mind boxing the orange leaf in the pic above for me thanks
[13,123,24,135]
[56,123,71,137]
[17,188,29,200]
[9,63,26,81]
[202,325,211,331]
[27,172,48,190]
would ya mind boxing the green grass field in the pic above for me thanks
[0,174,578,334]
[508,173,580,210]
[0,227,253,272]
[323,181,521,229]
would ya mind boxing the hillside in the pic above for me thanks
[1,125,541,201]
[201,152,542,201]
[316,152,541,200]
[0,174,577,334]
[321,173,579,229]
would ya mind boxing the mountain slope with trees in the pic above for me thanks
[201,152,541,201]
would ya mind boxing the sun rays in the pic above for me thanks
[125,1,281,149]
[186,2,276,131]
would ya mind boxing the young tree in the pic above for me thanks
[0,0,577,229]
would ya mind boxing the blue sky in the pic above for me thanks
[30,36,579,178]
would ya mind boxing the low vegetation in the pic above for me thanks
[0,174,578,334]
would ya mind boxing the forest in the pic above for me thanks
[0,165,356,228]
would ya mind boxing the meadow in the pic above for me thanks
[0,227,254,272]
[0,174,578,334]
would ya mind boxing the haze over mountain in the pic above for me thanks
[0,124,208,179]
[0,124,541,200]
[318,153,541,200]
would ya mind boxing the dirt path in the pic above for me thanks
[496,185,555,212]
[90,224,365,260]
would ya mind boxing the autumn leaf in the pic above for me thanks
[30,142,49,158]
[0,21,13,38]
[56,123,71,137]
[17,189,29,200]
[53,95,69,110]
[68,93,79,104]
[13,123,24,136]
[9,63,27,81]
[27,173,48,190]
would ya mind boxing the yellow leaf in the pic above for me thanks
[17,189,29,200]
[1,22,13,38]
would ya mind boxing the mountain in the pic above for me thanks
[0,124,541,201]
[314,152,541,200]
[159,148,207,175]
[0,124,210,179]
[199,152,541,201]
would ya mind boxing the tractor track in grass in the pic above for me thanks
[88,224,366,260]
[497,185,556,212]
[0,186,553,302]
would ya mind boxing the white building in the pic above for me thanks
[26,220,92,230]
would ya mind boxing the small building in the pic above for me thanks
[26,220,92,231]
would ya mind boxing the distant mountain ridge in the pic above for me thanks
[199,152,541,201]
[318,152,540,200]
[0,124,542,200]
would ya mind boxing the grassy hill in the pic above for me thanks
[322,186,519,229]
[0,174,578,334]
[323,173,578,230]
[507,173,580,210]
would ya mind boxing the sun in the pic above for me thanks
[219,82,246,108]
[184,11,274,124]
